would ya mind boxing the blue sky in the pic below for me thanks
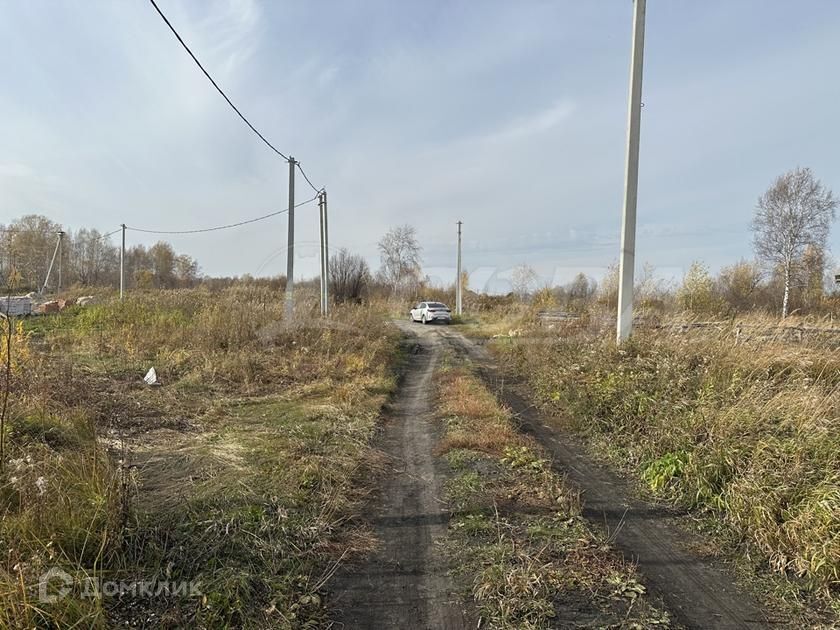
[1,0,839,290]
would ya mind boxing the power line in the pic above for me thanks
[147,0,289,161]
[297,162,323,194]
[96,228,123,241]
[125,195,319,235]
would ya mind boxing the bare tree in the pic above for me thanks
[752,167,837,318]
[1,214,62,290]
[69,228,119,286]
[330,248,370,303]
[511,264,539,299]
[1,214,200,290]
[378,225,422,296]
[598,262,620,309]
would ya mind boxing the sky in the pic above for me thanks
[2,0,840,293]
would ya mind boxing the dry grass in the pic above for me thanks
[437,373,524,455]
[435,358,670,629]
[488,311,840,624]
[0,288,401,628]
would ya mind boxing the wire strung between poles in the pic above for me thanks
[125,194,319,235]
[296,162,323,195]
[96,228,123,241]
[147,0,290,161]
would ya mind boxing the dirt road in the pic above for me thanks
[431,324,770,629]
[329,327,470,629]
[330,321,769,629]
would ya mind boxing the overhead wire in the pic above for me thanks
[92,228,123,241]
[125,194,319,235]
[100,228,123,239]
[296,162,323,194]
[147,0,290,161]
[147,0,327,218]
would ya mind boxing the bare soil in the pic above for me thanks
[328,327,471,629]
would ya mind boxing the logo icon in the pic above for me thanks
[38,567,73,603]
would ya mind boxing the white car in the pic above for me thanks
[409,301,452,324]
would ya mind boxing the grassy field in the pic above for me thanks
[0,289,400,628]
[480,311,840,625]
[434,351,670,628]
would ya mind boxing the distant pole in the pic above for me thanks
[57,231,64,293]
[456,221,463,316]
[120,224,126,300]
[42,233,61,294]
[616,0,646,343]
[285,157,296,319]
[318,192,326,316]
[323,189,329,316]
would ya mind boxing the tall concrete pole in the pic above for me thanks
[616,0,646,343]
[322,189,329,316]
[456,221,463,316]
[285,157,296,319]
[42,233,61,294]
[318,192,326,316]
[57,231,64,293]
[120,224,126,300]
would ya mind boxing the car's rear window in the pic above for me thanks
[428,302,447,308]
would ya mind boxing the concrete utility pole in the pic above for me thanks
[57,231,64,293]
[616,0,646,343]
[285,157,296,319]
[322,190,329,316]
[120,224,126,300]
[42,232,61,294]
[456,221,463,316]
[318,191,326,316]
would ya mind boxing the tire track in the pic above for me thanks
[328,326,469,629]
[434,325,773,629]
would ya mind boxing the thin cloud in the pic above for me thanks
[482,101,576,144]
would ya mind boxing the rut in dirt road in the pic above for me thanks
[433,325,771,630]
[329,328,469,629]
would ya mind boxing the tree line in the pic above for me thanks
[0,215,200,292]
[4,167,836,318]
[502,167,839,318]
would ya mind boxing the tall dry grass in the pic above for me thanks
[1,288,401,627]
[493,313,840,619]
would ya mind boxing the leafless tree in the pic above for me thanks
[330,248,370,303]
[511,264,539,299]
[598,262,620,309]
[752,167,837,318]
[69,227,119,286]
[377,225,422,296]
[0,214,62,290]
[1,214,201,291]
